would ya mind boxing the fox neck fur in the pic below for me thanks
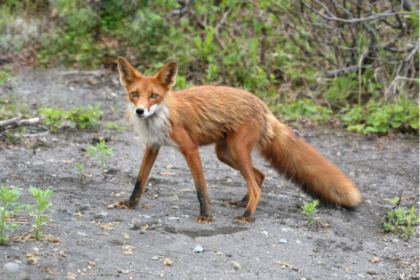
[126,102,174,149]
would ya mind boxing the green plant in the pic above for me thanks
[38,104,103,132]
[342,97,419,134]
[87,140,113,178]
[0,70,14,86]
[273,99,333,123]
[105,121,126,131]
[76,162,85,180]
[38,107,67,133]
[0,186,24,244]
[301,199,319,225]
[383,196,419,240]
[0,96,30,120]
[28,186,54,239]
[67,104,103,129]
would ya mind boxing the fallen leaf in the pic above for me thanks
[180,188,191,193]
[163,258,174,266]
[115,192,126,197]
[74,212,83,217]
[122,245,135,251]
[171,205,179,210]
[142,203,148,209]
[25,253,40,265]
[59,251,67,257]
[152,254,165,260]
[118,268,130,274]
[100,223,114,230]
[43,235,61,243]
[66,272,77,279]
[83,173,93,178]
[231,261,241,270]
[41,267,60,276]
[369,257,380,263]
[88,261,97,267]
[273,261,292,268]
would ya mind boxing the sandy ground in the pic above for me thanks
[0,70,419,280]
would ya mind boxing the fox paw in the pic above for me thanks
[196,216,213,224]
[107,200,136,210]
[234,216,255,224]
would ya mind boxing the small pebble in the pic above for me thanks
[193,244,203,253]
[76,232,87,237]
[367,269,376,275]
[261,230,268,237]
[392,238,399,243]
[279,239,288,244]
[168,217,180,221]
[94,211,108,219]
[3,262,20,273]
[79,205,90,211]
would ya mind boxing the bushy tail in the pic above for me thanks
[259,115,362,208]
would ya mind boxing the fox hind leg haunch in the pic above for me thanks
[223,125,263,223]
[215,142,265,208]
[108,147,159,210]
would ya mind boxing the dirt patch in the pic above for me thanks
[0,70,419,280]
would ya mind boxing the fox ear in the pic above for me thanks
[154,61,177,89]
[117,57,138,86]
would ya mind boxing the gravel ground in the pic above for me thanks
[0,70,418,280]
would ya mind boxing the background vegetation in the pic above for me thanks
[0,0,418,134]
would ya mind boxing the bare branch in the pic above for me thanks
[301,1,419,23]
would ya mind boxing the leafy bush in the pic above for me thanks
[0,0,418,135]
[342,97,419,134]
[38,104,103,132]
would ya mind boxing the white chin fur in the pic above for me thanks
[128,103,173,148]
[134,104,160,118]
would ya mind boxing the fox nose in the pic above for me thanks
[135,108,145,116]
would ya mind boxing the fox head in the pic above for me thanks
[117,57,177,118]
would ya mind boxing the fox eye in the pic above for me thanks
[151,93,158,99]
[131,92,138,97]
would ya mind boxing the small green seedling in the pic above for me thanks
[383,196,419,240]
[28,186,54,239]
[76,162,85,180]
[301,199,319,225]
[0,186,24,244]
[87,140,113,178]
[105,121,126,131]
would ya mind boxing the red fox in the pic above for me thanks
[108,57,363,223]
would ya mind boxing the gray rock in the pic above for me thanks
[76,231,87,237]
[3,262,20,273]
[193,244,203,253]
[94,211,108,219]
[279,239,288,244]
